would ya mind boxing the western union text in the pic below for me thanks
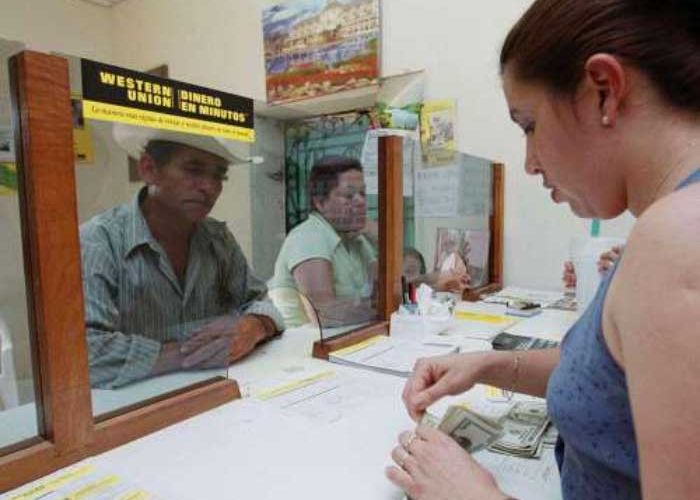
[99,71,174,108]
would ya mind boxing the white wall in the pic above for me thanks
[379,0,634,290]
[0,0,113,61]
[111,0,267,100]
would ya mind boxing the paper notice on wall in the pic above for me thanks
[415,160,491,217]
[414,165,459,217]
[361,128,417,196]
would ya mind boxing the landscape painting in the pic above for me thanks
[263,0,380,104]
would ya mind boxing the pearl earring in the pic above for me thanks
[601,115,611,126]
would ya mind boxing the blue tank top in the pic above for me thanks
[546,169,700,500]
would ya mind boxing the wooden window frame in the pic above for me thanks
[463,162,505,301]
[312,135,404,359]
[0,51,239,493]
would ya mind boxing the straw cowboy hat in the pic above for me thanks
[112,122,250,165]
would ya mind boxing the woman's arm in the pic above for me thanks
[478,347,561,398]
[293,259,376,326]
[610,191,700,499]
[404,348,560,420]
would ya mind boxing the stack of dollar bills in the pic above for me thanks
[423,404,503,453]
[424,400,553,458]
[489,401,551,458]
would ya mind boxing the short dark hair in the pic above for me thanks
[500,0,700,113]
[308,156,363,207]
[143,140,182,168]
[404,247,426,275]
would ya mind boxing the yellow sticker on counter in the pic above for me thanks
[116,491,152,500]
[256,370,336,401]
[70,474,119,499]
[8,464,155,500]
[328,335,387,357]
[9,465,95,500]
[453,311,513,325]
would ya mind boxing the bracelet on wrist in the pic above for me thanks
[503,353,521,399]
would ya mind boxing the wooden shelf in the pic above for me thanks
[254,69,424,120]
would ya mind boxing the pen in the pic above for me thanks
[408,282,416,304]
[401,275,408,304]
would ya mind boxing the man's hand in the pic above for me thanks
[227,315,273,362]
[180,315,274,369]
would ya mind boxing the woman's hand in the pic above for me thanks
[597,245,623,274]
[386,425,508,500]
[403,352,487,421]
[434,270,471,293]
[562,260,576,288]
[562,244,624,287]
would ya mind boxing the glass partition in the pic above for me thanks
[0,38,41,451]
[61,56,294,418]
[405,148,493,303]
[268,111,381,335]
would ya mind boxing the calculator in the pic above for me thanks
[491,332,560,351]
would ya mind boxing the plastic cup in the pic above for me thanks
[570,236,625,312]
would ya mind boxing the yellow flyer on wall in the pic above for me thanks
[71,96,95,163]
[81,59,254,143]
[420,99,457,166]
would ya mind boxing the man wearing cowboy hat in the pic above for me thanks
[80,124,284,389]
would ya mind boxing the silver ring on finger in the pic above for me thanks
[404,432,418,453]
[396,447,408,469]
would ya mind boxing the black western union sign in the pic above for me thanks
[81,59,254,143]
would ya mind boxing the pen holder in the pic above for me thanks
[389,312,451,342]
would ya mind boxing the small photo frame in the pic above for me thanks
[434,227,490,288]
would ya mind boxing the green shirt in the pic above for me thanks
[268,212,377,327]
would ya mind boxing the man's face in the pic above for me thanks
[144,144,229,223]
[315,169,367,233]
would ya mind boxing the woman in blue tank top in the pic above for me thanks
[386,1,700,499]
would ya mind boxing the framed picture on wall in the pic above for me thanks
[434,227,490,288]
[262,0,380,105]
